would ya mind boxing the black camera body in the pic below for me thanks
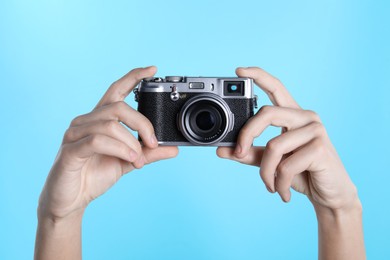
[134,76,257,146]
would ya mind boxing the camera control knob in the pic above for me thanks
[166,76,183,83]
[143,77,155,82]
[170,85,180,101]
[153,77,163,82]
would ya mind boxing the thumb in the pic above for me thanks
[143,146,179,164]
[216,146,265,167]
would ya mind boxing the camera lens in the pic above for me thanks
[195,111,216,131]
[188,104,224,140]
[178,94,233,145]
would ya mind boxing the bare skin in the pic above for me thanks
[35,66,365,260]
[217,67,365,260]
[34,66,179,260]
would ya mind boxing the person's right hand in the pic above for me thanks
[38,66,179,221]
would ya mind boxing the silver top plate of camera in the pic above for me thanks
[138,76,254,99]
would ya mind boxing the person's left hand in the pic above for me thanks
[217,67,358,214]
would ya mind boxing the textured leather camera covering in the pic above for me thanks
[137,92,254,143]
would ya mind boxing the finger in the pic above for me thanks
[216,146,265,167]
[235,106,320,158]
[71,101,158,148]
[64,120,143,159]
[96,66,157,108]
[260,122,324,193]
[119,146,179,173]
[62,134,137,163]
[274,139,323,202]
[142,146,179,164]
[236,67,300,109]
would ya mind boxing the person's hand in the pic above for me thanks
[217,67,360,213]
[38,66,179,221]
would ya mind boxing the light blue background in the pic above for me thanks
[1,0,389,259]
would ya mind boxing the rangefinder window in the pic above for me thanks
[224,81,244,96]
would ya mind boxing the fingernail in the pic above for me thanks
[150,135,158,146]
[235,144,242,156]
[279,194,288,203]
[266,186,273,193]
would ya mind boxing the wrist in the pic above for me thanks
[35,207,84,260]
[37,209,84,238]
[38,205,84,226]
[37,193,85,231]
[313,198,365,260]
[313,196,363,222]
[37,188,86,224]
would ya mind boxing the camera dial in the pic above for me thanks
[143,77,164,82]
[143,77,155,82]
[166,76,184,83]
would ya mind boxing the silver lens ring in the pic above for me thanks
[178,94,234,145]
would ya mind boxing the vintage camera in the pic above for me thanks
[134,76,257,146]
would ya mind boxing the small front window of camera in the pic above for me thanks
[189,82,205,89]
[224,81,245,96]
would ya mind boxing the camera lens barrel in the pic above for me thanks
[178,94,234,145]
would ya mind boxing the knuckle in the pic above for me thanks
[70,115,83,126]
[258,105,272,115]
[114,100,127,111]
[132,157,146,169]
[87,134,101,147]
[110,101,128,118]
[273,77,283,87]
[132,163,144,170]
[312,138,326,155]
[105,120,119,134]
[63,128,75,142]
[311,122,327,136]
[277,161,291,180]
[119,144,132,157]
[110,80,119,89]
[258,105,274,122]
[305,110,321,122]
[266,138,280,154]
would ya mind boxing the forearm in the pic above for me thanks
[34,211,84,260]
[315,199,365,260]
